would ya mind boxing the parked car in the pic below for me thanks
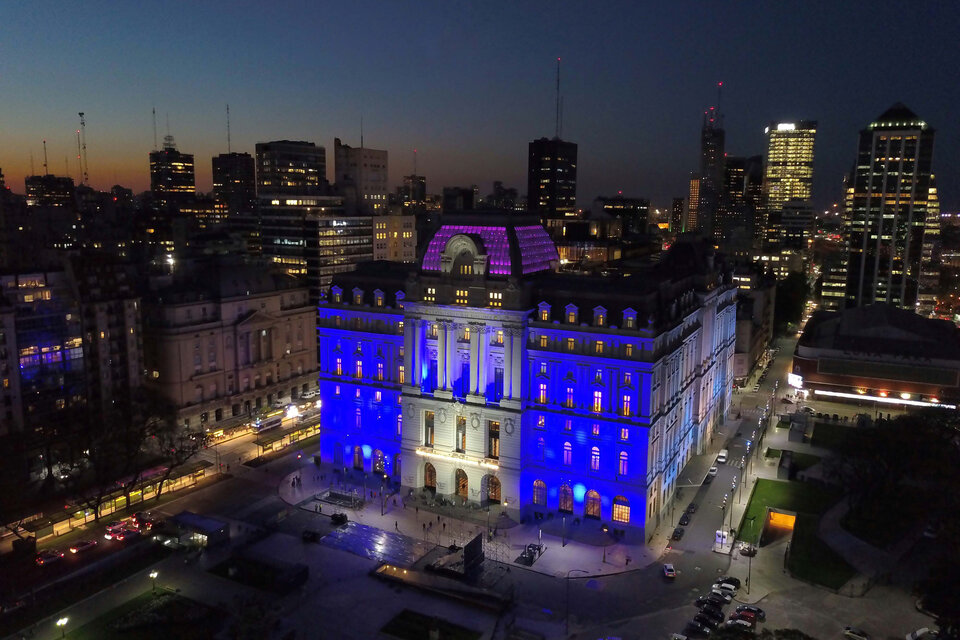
[705,593,730,608]
[686,503,698,514]
[731,611,757,623]
[709,589,732,603]
[679,513,691,526]
[700,603,725,620]
[132,512,161,530]
[738,542,757,557]
[717,449,729,464]
[695,595,726,609]
[714,582,738,595]
[906,628,937,640]
[735,605,765,621]
[693,614,720,630]
[725,618,753,629]
[697,608,724,625]
[684,620,712,636]
[715,576,741,589]
[35,549,64,566]
[69,539,98,554]
[707,467,718,478]
[672,527,685,541]
[843,628,870,640]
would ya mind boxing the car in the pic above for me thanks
[705,593,730,608]
[679,513,691,526]
[35,549,64,566]
[104,521,126,539]
[684,620,712,636]
[714,582,738,595]
[843,628,870,640]
[133,512,161,530]
[69,539,98,554]
[695,595,726,609]
[686,503,698,514]
[700,603,725,620]
[717,449,729,464]
[738,542,757,557]
[731,611,757,623]
[725,618,753,629]
[111,527,141,542]
[707,466,718,478]
[715,576,742,589]
[672,527,685,541]
[693,614,720,630]
[697,608,724,625]
[735,605,765,621]
[922,523,940,539]
[906,629,935,640]
[709,589,732,603]
[663,563,677,579]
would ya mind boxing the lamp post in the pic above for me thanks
[150,569,159,594]
[380,478,385,517]
[561,516,566,547]
[565,569,589,636]
[57,617,68,638]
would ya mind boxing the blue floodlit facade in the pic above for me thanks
[317,213,736,538]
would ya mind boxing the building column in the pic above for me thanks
[412,319,422,386]
[503,328,513,398]
[403,317,414,385]
[445,323,456,391]
[479,327,489,397]
[510,327,523,400]
[469,326,479,394]
[437,322,447,389]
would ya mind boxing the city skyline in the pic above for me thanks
[1,2,958,211]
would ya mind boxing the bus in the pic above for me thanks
[256,409,284,432]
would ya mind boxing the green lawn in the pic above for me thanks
[65,590,222,640]
[791,452,822,471]
[765,447,782,459]
[787,514,858,590]
[810,422,858,451]
[737,479,840,543]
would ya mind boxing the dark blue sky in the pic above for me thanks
[1,1,957,211]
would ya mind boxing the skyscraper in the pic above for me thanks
[671,197,685,234]
[842,104,936,311]
[212,152,256,217]
[149,135,196,208]
[334,138,388,214]
[255,140,326,196]
[686,174,700,233]
[696,107,725,238]
[762,121,816,240]
[716,156,746,241]
[527,137,578,220]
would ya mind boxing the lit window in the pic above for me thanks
[463,326,471,341]
[565,387,574,408]
[355,359,362,378]
[597,313,605,327]
[566,337,575,351]
[334,385,340,395]
[625,344,633,357]
[538,382,547,404]
[621,395,631,416]
[618,451,628,476]
[564,418,572,431]
[355,407,362,429]
[563,442,572,466]
[398,365,405,384]
[612,496,629,523]
[533,479,547,505]
[592,390,603,413]
[539,362,547,375]
[590,446,600,471]
[567,312,576,323]
[624,372,632,386]
[424,287,436,302]
[489,292,503,308]
[620,427,629,441]
[591,423,600,436]
[537,415,545,428]
[456,289,469,305]
[431,324,438,338]
[397,414,403,438]
[496,330,504,344]
[540,335,548,348]
[335,357,342,376]
[595,341,604,354]
[540,309,549,321]
[375,390,382,403]
[377,362,384,381]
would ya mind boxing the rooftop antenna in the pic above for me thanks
[42,139,48,175]
[152,107,158,151]
[555,57,561,139]
[716,81,724,126]
[76,129,83,180]
[226,103,231,153]
[78,112,88,185]
[559,96,564,139]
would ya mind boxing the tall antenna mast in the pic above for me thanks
[559,97,564,139]
[226,103,231,153]
[716,81,723,126]
[78,112,89,185]
[42,139,49,175]
[76,129,83,180]
[555,57,561,138]
[152,107,158,151]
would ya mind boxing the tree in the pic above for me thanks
[918,557,960,638]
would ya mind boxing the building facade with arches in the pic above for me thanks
[316,214,736,539]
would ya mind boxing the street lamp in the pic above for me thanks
[149,570,159,594]
[57,617,68,638]
[565,569,589,635]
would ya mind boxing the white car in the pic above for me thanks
[707,467,718,477]
[714,581,738,594]
[709,589,732,603]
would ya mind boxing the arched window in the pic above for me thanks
[563,442,572,466]
[585,490,601,519]
[353,446,363,470]
[486,475,501,503]
[533,479,547,506]
[455,469,468,499]
[373,449,384,474]
[618,451,628,476]
[424,462,437,491]
[613,496,630,523]
[559,483,573,513]
[537,437,545,461]
[590,446,600,471]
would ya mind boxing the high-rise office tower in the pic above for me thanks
[401,175,427,210]
[842,104,935,311]
[686,174,700,232]
[527,137,578,220]
[334,138,388,213]
[716,156,746,241]
[212,152,256,217]
[918,175,940,316]
[696,107,725,238]
[762,121,816,241]
[671,197,685,234]
[149,135,196,208]
[25,175,76,208]
[744,155,765,238]
[255,140,326,196]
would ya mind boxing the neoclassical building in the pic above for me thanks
[316,214,735,538]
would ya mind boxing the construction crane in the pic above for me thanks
[78,112,89,185]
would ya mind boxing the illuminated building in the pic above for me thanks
[842,104,936,312]
[917,175,940,316]
[316,213,736,538]
[527,137,578,224]
[790,304,960,409]
[255,141,326,196]
[400,175,427,210]
[25,174,76,208]
[716,156,745,242]
[686,174,700,232]
[334,138,389,213]
[143,258,318,432]
[696,107,725,238]
[762,121,816,241]
[732,269,775,384]
[591,195,649,235]
[373,211,417,263]
[149,135,196,208]
[671,197,685,234]
[212,152,257,219]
